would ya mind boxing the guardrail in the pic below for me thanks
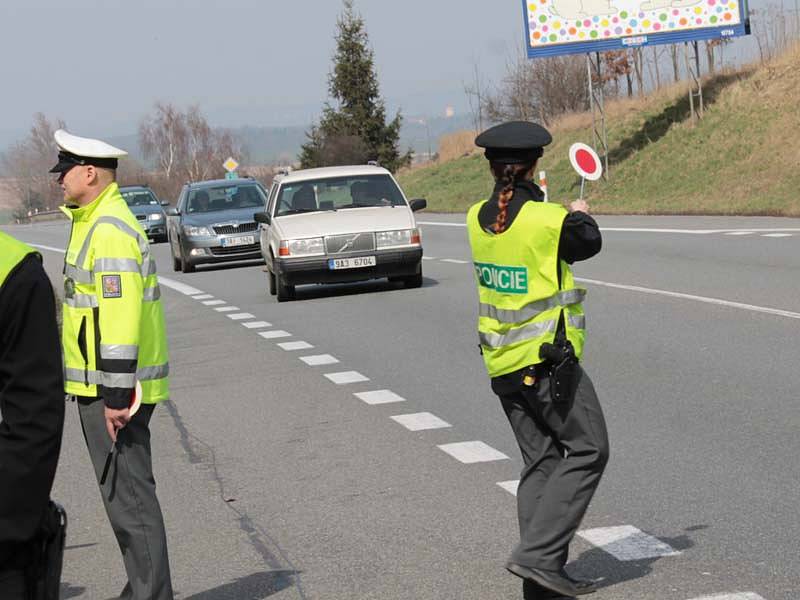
[16,209,66,224]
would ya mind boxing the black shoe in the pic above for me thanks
[564,572,597,595]
[506,562,595,597]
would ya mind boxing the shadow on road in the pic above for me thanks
[60,581,86,598]
[566,526,702,591]
[182,569,297,599]
[293,276,439,302]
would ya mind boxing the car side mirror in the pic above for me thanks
[409,199,427,212]
[254,211,271,225]
[165,207,179,217]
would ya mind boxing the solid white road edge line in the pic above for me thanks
[418,222,800,234]
[576,277,800,320]
[577,525,681,561]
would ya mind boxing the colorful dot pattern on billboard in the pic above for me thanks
[523,0,749,57]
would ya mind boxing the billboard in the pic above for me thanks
[523,0,750,58]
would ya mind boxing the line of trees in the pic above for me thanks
[1,105,250,219]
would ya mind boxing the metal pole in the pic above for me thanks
[694,40,704,116]
[685,42,696,122]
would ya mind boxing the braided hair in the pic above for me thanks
[489,162,536,233]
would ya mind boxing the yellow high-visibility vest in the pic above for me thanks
[466,200,586,378]
[61,182,169,406]
[0,231,37,290]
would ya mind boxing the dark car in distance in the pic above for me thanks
[119,184,169,242]
[165,178,267,273]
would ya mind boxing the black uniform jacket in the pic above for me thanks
[477,180,602,395]
[0,254,65,567]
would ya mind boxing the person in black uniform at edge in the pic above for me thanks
[0,232,66,598]
[466,122,610,599]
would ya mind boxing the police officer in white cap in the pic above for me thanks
[51,130,175,600]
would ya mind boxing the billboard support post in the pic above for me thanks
[587,53,609,179]
[685,41,705,122]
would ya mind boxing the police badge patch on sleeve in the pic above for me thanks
[102,275,122,298]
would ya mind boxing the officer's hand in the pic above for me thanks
[569,199,590,214]
[105,407,131,442]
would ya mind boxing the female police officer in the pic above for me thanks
[466,121,609,598]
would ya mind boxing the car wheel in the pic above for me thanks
[276,272,295,302]
[180,247,195,273]
[268,271,277,296]
[403,268,423,289]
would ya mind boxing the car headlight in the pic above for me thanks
[147,213,164,221]
[376,228,421,248]
[278,237,325,257]
[183,225,212,237]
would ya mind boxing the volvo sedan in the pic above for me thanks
[166,178,267,273]
[254,165,426,301]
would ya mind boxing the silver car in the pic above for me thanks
[166,178,267,273]
[119,185,169,243]
[254,165,426,301]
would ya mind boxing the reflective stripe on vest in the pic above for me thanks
[100,344,139,360]
[64,362,169,386]
[479,288,586,324]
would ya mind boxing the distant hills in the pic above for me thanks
[104,113,475,167]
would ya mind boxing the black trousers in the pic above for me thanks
[497,364,609,573]
[0,568,27,600]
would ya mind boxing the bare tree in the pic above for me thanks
[0,113,65,218]
[669,45,681,83]
[632,49,645,96]
[483,49,588,125]
[464,60,489,132]
[139,103,246,201]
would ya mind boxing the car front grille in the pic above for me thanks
[209,243,261,257]
[212,222,258,235]
[324,232,375,254]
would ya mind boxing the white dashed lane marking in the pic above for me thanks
[258,330,292,340]
[390,412,451,431]
[192,294,214,300]
[686,594,765,600]
[242,321,272,329]
[227,313,256,320]
[762,233,793,238]
[215,306,240,312]
[497,480,520,495]
[325,371,370,385]
[440,258,469,264]
[725,231,755,236]
[354,390,406,405]
[278,341,314,351]
[202,300,226,306]
[299,354,339,366]
[437,441,510,464]
[578,525,681,560]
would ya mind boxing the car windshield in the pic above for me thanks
[186,184,266,214]
[274,174,406,217]
[121,190,159,207]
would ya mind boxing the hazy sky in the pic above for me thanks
[0,0,524,143]
[0,0,772,147]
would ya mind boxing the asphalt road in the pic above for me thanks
[4,214,799,600]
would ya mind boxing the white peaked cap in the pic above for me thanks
[54,129,128,159]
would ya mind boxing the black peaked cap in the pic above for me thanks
[475,121,552,165]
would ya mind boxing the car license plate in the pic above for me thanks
[221,235,255,247]
[328,256,376,270]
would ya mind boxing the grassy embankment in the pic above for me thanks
[398,45,800,216]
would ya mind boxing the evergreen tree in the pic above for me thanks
[299,0,411,172]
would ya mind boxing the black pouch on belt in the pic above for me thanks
[539,340,579,403]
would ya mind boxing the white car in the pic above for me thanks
[254,165,426,301]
